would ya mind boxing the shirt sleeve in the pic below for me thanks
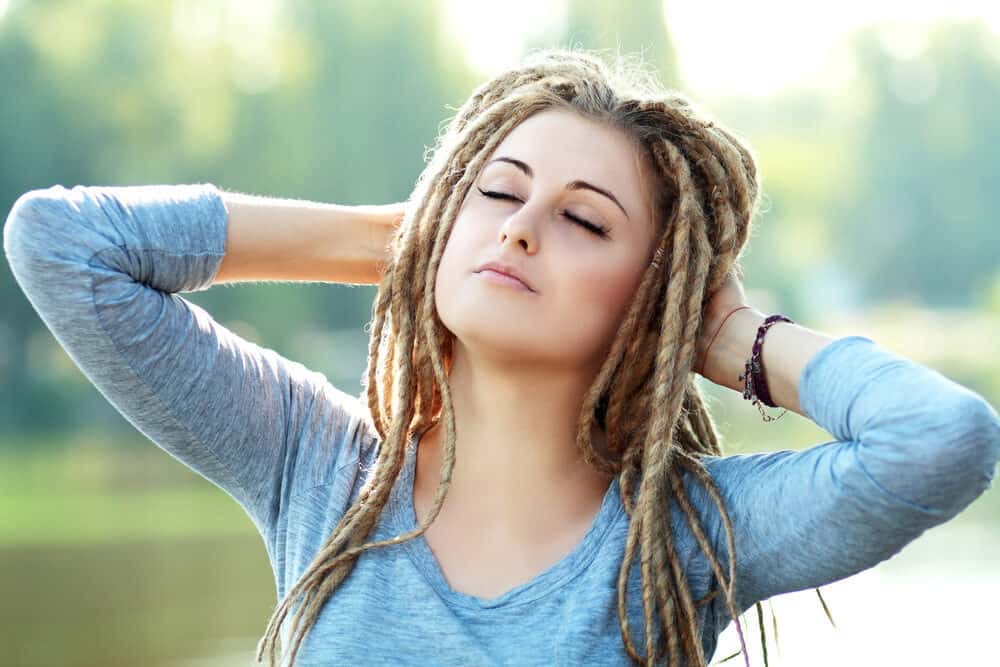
[2,184,374,553]
[699,334,1000,619]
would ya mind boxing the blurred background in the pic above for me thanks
[1,0,997,665]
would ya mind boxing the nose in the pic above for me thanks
[497,204,540,253]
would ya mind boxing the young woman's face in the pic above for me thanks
[435,107,659,370]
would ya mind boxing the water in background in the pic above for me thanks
[3,517,997,665]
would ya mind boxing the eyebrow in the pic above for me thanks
[484,156,631,220]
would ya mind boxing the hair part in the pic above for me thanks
[255,46,828,667]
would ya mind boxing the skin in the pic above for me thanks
[412,108,661,588]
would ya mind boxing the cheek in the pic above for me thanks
[434,202,497,297]
[433,223,474,328]
[558,259,644,345]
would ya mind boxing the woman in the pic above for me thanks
[4,48,998,667]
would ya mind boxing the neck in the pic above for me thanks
[414,341,614,544]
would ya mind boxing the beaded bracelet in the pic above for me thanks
[739,314,794,422]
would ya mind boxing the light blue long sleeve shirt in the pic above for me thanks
[4,184,999,666]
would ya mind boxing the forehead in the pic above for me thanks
[484,108,648,217]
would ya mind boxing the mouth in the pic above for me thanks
[475,268,534,292]
[473,260,536,292]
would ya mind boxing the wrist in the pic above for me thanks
[341,205,397,283]
[700,307,766,388]
[697,304,751,370]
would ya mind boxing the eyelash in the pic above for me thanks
[475,186,611,238]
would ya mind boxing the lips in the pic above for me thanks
[474,260,535,292]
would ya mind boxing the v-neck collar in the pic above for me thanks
[386,428,625,610]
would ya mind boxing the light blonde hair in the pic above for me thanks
[255,46,832,667]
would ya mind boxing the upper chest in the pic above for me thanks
[412,485,601,600]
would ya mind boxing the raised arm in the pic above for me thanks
[214,189,402,284]
[693,308,1000,623]
[1,184,391,555]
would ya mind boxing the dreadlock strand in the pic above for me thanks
[601,240,670,443]
[677,136,743,278]
[363,279,392,435]
[619,442,645,516]
[631,280,690,664]
[638,517,663,665]
[579,253,665,473]
[642,454,688,667]
[617,508,645,663]
[656,492,703,666]
[671,452,750,665]
[663,468,713,663]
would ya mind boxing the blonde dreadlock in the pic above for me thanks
[254,46,834,667]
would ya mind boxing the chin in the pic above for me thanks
[448,320,541,355]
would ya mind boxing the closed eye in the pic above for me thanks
[475,186,611,238]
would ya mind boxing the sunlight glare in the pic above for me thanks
[665,0,1000,101]
[445,0,1000,101]
[444,0,566,76]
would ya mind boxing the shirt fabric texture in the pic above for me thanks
[4,183,999,666]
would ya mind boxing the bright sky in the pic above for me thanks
[444,0,1000,100]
